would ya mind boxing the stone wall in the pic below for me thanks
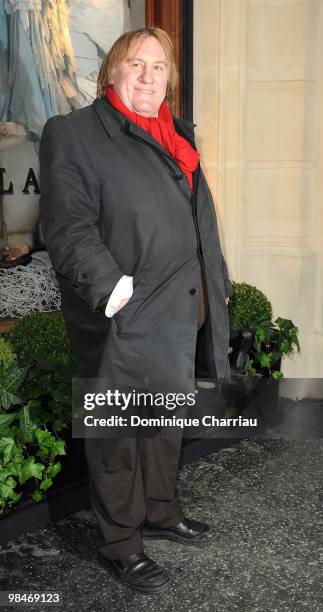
[194,0,323,394]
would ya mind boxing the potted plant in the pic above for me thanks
[223,281,301,429]
[0,314,89,542]
[228,282,300,378]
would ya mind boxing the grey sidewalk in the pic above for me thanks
[0,436,322,612]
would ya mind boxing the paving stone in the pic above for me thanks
[0,433,322,611]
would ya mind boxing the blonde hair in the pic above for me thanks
[97,28,177,106]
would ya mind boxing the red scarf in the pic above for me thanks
[106,84,200,190]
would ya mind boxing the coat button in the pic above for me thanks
[189,288,197,295]
[174,171,184,180]
[82,272,89,279]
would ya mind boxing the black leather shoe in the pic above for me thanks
[98,552,171,594]
[142,517,215,545]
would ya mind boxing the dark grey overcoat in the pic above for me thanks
[39,97,232,394]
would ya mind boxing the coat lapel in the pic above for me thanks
[92,96,128,138]
[92,96,197,187]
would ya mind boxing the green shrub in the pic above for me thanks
[0,315,74,512]
[0,402,65,511]
[228,282,300,378]
[0,355,67,511]
[228,282,273,331]
[8,313,72,368]
[4,313,73,435]
[0,338,16,370]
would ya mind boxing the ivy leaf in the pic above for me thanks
[26,399,44,426]
[20,456,44,483]
[0,365,27,410]
[7,460,21,481]
[0,464,18,483]
[51,440,66,457]
[40,477,53,491]
[4,476,16,488]
[35,428,53,448]
[0,477,18,501]
[0,437,15,465]
[0,482,14,499]
[0,412,18,433]
[10,444,24,462]
[18,405,37,443]
[31,490,43,502]
[45,462,61,478]
[9,490,22,505]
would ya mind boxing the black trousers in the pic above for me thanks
[85,424,185,559]
[84,272,208,560]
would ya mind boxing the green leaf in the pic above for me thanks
[45,462,61,478]
[281,339,292,354]
[53,419,68,432]
[20,456,44,483]
[291,333,300,352]
[0,462,19,483]
[31,490,43,502]
[256,328,266,344]
[253,329,264,352]
[40,477,53,491]
[0,482,14,499]
[259,353,271,368]
[0,412,18,433]
[18,405,37,443]
[51,440,66,457]
[0,465,16,482]
[270,351,282,366]
[0,477,19,501]
[272,370,283,379]
[4,476,16,488]
[1,460,22,481]
[275,317,293,330]
[37,447,51,460]
[0,364,27,410]
[246,358,262,378]
[35,428,53,448]
[0,437,15,464]
[9,490,22,505]
[274,318,300,353]
[10,444,24,462]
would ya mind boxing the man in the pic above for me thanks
[39,28,232,594]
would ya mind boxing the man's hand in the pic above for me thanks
[115,297,130,313]
[225,297,230,306]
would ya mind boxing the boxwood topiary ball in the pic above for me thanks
[228,282,273,331]
[7,312,72,368]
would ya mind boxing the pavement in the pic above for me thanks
[0,425,322,611]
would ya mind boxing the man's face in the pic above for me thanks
[110,36,169,117]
